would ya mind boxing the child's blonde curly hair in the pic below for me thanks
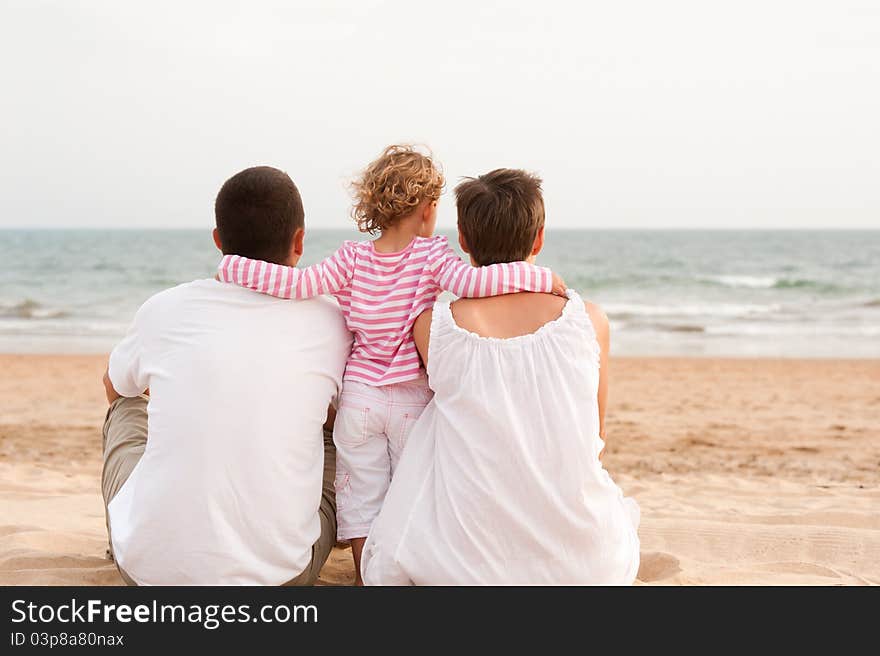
[351,145,444,234]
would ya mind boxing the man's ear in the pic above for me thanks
[291,227,305,259]
[530,226,545,257]
[457,230,470,255]
[213,228,223,253]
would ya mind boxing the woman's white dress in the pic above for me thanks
[361,290,640,585]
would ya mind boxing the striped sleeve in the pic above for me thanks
[427,239,554,298]
[217,242,356,299]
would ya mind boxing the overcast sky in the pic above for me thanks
[1,0,878,230]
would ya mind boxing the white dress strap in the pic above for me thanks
[564,289,593,331]
[426,300,455,379]
[563,289,601,366]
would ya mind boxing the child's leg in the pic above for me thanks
[333,382,390,585]
[386,379,433,475]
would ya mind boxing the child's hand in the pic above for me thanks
[551,272,568,296]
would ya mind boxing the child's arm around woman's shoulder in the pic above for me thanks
[217,241,358,299]
[426,236,566,297]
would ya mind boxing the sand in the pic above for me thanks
[1,354,877,585]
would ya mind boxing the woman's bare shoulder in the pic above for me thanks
[583,300,610,338]
[583,300,608,322]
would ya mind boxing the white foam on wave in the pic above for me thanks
[705,323,880,337]
[0,317,129,337]
[605,302,780,318]
[700,275,778,288]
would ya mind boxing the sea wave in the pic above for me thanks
[704,323,880,338]
[0,317,128,336]
[623,321,880,339]
[700,275,778,288]
[605,302,780,319]
[663,324,706,333]
[773,278,833,290]
[698,274,836,291]
[0,299,69,320]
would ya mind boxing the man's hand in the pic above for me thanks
[103,368,121,405]
[551,272,567,297]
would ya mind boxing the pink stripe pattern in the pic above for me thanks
[218,236,553,386]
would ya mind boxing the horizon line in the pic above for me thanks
[2,226,878,232]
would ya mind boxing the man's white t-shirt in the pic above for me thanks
[107,278,351,585]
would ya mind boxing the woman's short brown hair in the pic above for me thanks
[351,145,444,234]
[454,169,545,266]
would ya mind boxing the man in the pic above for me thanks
[101,166,352,585]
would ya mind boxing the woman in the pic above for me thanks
[361,169,640,585]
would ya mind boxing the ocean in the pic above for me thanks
[1,229,878,358]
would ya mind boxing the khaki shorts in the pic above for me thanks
[101,395,337,586]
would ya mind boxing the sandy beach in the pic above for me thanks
[1,353,877,585]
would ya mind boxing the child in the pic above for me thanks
[217,145,565,583]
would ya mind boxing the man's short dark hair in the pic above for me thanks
[215,166,304,264]
[454,169,545,266]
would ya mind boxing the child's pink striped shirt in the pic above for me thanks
[218,236,553,386]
